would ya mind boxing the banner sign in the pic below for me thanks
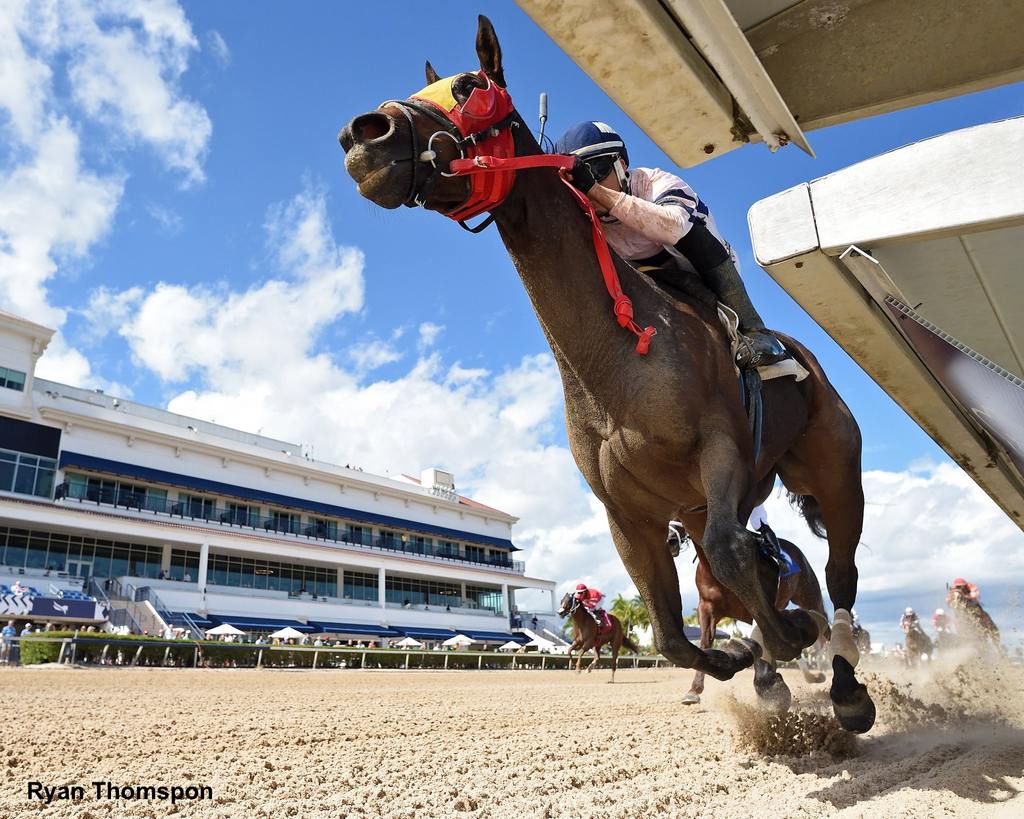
[884,296,1024,478]
[0,594,105,621]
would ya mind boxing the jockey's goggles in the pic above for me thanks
[584,155,618,181]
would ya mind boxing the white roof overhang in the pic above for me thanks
[748,117,1024,529]
[517,0,1024,167]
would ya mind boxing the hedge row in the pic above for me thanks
[18,633,652,670]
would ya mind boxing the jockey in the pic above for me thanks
[949,577,980,603]
[574,583,606,627]
[555,121,786,368]
[932,608,951,632]
[900,607,920,630]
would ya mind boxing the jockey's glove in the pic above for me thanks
[568,156,597,193]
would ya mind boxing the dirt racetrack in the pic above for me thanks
[2,658,1022,818]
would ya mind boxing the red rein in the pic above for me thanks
[449,154,656,355]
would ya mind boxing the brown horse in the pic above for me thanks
[683,537,828,710]
[558,592,639,681]
[947,588,1001,650]
[339,16,875,732]
[902,621,933,667]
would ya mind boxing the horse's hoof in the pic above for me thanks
[831,656,876,734]
[701,638,760,682]
[722,637,761,668]
[806,672,826,684]
[682,692,701,705]
[754,672,792,713]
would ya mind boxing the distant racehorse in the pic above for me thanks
[683,537,828,711]
[947,587,1000,650]
[902,622,933,667]
[558,593,639,682]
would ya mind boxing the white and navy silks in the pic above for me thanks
[600,167,736,277]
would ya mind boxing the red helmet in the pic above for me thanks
[952,577,968,587]
[575,583,588,594]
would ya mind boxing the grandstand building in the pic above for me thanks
[0,310,558,645]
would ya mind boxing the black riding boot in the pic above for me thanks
[701,257,786,367]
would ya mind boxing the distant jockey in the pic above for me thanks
[574,583,608,629]
[949,577,980,604]
[899,607,920,631]
[933,608,951,633]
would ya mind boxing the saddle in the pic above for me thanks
[591,608,614,635]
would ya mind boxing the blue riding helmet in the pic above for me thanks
[554,121,630,168]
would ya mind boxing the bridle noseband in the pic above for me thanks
[377,71,518,230]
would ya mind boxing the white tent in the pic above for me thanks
[269,627,305,641]
[206,623,245,637]
[524,637,556,652]
[497,640,521,652]
[394,636,423,648]
[443,634,474,647]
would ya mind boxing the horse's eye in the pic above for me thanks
[452,73,485,102]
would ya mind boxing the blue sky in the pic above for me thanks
[3,1,1023,650]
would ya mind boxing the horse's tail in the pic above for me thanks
[622,634,641,654]
[787,491,827,539]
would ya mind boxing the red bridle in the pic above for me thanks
[391,73,656,355]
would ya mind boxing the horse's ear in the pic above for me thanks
[475,14,506,87]
[424,60,441,85]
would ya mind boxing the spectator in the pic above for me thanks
[1,620,16,664]
[158,569,168,580]
[531,615,539,630]
[11,580,26,595]
[19,623,33,637]
[402,599,411,608]
[183,572,192,582]
[445,604,451,613]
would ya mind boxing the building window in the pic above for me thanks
[0,366,26,392]
[385,575,461,607]
[343,570,378,601]
[169,548,201,581]
[177,494,216,521]
[437,540,459,558]
[223,502,259,527]
[306,518,338,540]
[465,545,485,562]
[344,524,369,545]
[207,551,336,597]
[466,584,504,614]
[0,527,162,579]
[266,510,299,534]
[0,448,56,498]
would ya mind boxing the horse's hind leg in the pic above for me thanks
[609,640,619,683]
[683,601,716,705]
[586,644,600,673]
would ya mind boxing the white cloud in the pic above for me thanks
[0,0,212,388]
[145,202,183,234]
[418,321,444,351]
[81,285,144,342]
[205,30,230,67]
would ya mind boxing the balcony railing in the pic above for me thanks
[59,483,525,573]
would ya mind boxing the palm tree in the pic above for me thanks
[611,594,650,642]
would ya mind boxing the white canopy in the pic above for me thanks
[525,637,555,650]
[394,636,423,648]
[443,634,474,647]
[497,641,522,652]
[206,623,245,637]
[270,627,305,640]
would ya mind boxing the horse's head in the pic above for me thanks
[339,15,513,216]
[557,593,574,618]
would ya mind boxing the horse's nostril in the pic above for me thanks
[338,124,355,153]
[351,112,392,143]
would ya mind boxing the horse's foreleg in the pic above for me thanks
[683,601,716,705]
[609,639,619,683]
[585,641,601,673]
[606,506,759,682]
